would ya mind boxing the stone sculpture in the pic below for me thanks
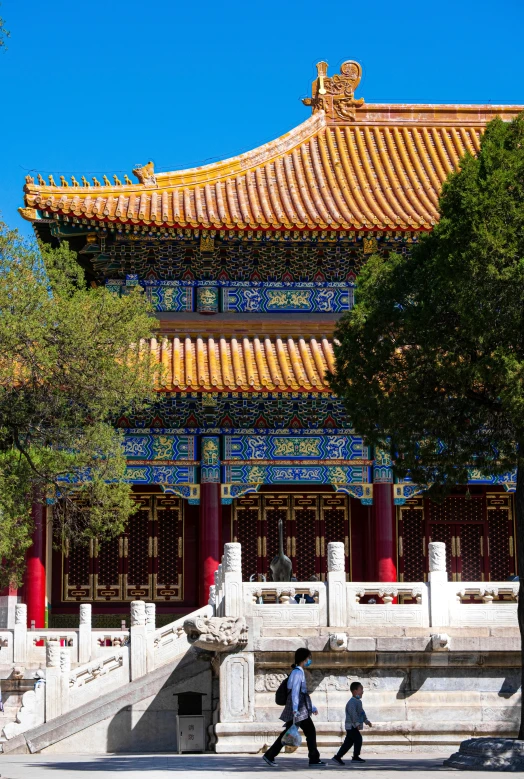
[430,633,451,651]
[183,615,248,652]
[270,518,292,582]
[329,633,348,651]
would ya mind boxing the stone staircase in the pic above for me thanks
[0,602,214,754]
[2,648,212,754]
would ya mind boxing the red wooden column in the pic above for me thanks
[199,437,222,606]
[372,447,397,582]
[372,484,397,582]
[26,500,46,628]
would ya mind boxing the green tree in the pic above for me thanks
[0,222,157,587]
[330,114,524,737]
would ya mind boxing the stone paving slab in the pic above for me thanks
[0,753,506,778]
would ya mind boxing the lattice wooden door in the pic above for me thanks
[63,494,184,602]
[486,493,516,580]
[292,495,318,580]
[321,495,350,578]
[457,523,484,580]
[428,522,455,578]
[264,494,290,582]
[398,499,425,581]
[233,495,261,581]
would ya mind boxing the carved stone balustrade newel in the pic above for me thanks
[429,542,447,576]
[79,603,91,665]
[45,639,62,721]
[130,601,147,680]
[428,541,449,627]
[145,603,156,673]
[224,542,242,618]
[14,603,27,664]
[327,541,347,627]
[209,583,217,611]
[59,646,71,716]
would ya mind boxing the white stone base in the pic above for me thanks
[215,721,520,755]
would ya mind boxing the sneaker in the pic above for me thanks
[263,755,277,767]
[352,756,366,763]
[332,756,345,766]
[309,761,327,767]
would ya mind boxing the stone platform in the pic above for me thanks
[0,541,520,755]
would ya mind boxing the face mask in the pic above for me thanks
[305,658,312,667]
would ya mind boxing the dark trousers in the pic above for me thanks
[336,727,363,758]
[265,716,320,763]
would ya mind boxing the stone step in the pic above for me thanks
[2,649,211,755]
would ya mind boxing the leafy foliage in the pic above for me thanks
[331,114,524,492]
[0,223,157,586]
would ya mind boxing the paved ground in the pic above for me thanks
[0,753,495,778]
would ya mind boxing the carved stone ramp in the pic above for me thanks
[2,648,210,755]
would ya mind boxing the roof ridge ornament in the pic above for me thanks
[133,161,157,187]
[303,60,365,122]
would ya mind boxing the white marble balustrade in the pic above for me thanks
[208,541,519,630]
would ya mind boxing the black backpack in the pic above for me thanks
[275,675,290,706]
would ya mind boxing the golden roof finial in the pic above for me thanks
[133,161,156,186]
[103,175,111,186]
[303,59,364,122]
[124,174,132,185]
[60,176,69,187]
[81,176,90,188]
[71,175,80,187]
[113,174,122,186]
[48,174,56,186]
[37,174,45,186]
[92,176,101,187]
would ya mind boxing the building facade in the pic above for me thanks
[18,60,522,628]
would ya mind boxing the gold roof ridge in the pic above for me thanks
[20,58,524,233]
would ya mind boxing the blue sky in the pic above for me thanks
[2,0,523,237]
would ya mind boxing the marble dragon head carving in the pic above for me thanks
[183,615,248,653]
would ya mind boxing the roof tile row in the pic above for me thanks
[146,335,335,392]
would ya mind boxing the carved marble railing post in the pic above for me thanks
[79,603,91,665]
[145,602,156,673]
[217,563,224,616]
[224,543,242,618]
[60,647,71,715]
[130,601,147,680]
[327,542,347,627]
[428,541,449,627]
[13,603,27,664]
[209,580,217,614]
[45,639,62,721]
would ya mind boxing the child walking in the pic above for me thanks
[332,681,372,765]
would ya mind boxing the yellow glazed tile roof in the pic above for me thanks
[21,102,524,232]
[147,335,335,393]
